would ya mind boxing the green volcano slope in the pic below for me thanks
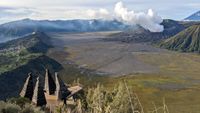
[159,24,200,52]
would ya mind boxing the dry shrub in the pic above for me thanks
[56,81,143,113]
[85,82,143,113]
[0,98,44,113]
[0,101,21,113]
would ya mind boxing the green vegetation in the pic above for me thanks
[159,24,200,53]
[111,75,200,113]
[0,97,44,113]
[0,49,41,74]
[122,53,200,113]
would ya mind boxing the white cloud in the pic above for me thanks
[0,6,37,23]
[187,3,200,8]
[87,8,112,20]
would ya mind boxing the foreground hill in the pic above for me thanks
[0,32,62,99]
[184,10,200,21]
[159,24,200,52]
[0,18,128,40]
[0,32,52,53]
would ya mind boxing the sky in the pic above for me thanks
[0,0,199,24]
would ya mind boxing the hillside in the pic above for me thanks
[159,24,200,52]
[184,10,200,21]
[0,32,52,53]
[0,32,63,99]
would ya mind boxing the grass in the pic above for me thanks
[135,52,200,78]
[112,75,200,113]
[121,52,200,113]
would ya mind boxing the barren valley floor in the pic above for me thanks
[47,32,200,113]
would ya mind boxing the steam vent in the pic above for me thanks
[19,69,83,108]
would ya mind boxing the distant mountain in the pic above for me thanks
[0,18,129,39]
[105,19,186,43]
[0,32,62,99]
[159,24,200,53]
[184,10,200,21]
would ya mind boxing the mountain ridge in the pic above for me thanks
[0,18,130,39]
[184,10,200,21]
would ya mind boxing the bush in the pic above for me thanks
[22,104,44,113]
[85,82,143,113]
[1,102,21,113]
[8,97,31,108]
[0,98,44,113]
[0,101,6,110]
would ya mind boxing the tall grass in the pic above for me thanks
[55,81,146,113]
[149,98,169,113]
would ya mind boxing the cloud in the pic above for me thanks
[186,3,200,8]
[114,2,164,32]
[0,6,36,19]
[87,8,112,20]
[0,6,39,24]
[0,0,200,22]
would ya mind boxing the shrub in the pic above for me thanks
[84,82,143,113]
[8,97,31,108]
[1,102,21,113]
[0,98,44,113]
[22,104,44,113]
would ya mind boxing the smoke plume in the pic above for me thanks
[86,1,164,32]
[114,2,164,32]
